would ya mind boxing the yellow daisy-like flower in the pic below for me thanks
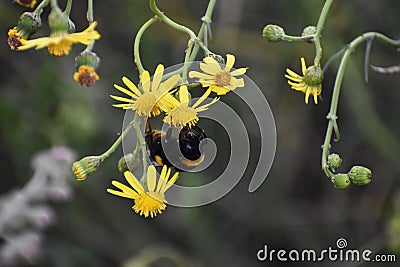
[107,165,179,218]
[189,54,247,95]
[17,22,100,57]
[73,65,100,87]
[7,28,26,50]
[285,57,323,104]
[162,86,219,128]
[110,64,180,117]
[16,0,37,9]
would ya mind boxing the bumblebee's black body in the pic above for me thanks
[145,121,206,170]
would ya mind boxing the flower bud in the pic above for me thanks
[118,153,140,173]
[304,64,323,87]
[327,153,342,169]
[73,51,100,87]
[301,25,317,43]
[263,24,285,42]
[331,173,351,190]
[72,156,103,181]
[75,51,100,69]
[16,12,42,38]
[302,26,317,36]
[348,166,372,185]
[48,6,69,34]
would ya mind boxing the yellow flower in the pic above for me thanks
[7,28,26,50]
[17,22,100,57]
[110,64,180,117]
[16,0,37,8]
[73,65,100,87]
[189,54,247,95]
[107,165,179,218]
[285,57,323,104]
[162,86,218,128]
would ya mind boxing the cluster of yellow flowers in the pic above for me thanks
[7,0,101,87]
[111,54,247,128]
[106,54,247,217]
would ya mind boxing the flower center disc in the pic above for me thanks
[215,71,231,87]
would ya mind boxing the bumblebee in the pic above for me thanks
[145,121,206,170]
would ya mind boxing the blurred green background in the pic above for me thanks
[1,0,400,266]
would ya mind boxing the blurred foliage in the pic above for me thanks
[1,0,400,266]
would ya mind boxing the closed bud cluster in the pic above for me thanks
[263,24,285,42]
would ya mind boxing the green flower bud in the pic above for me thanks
[262,24,285,42]
[75,51,100,70]
[331,173,351,190]
[348,166,372,185]
[301,26,317,43]
[48,7,69,34]
[302,26,317,36]
[72,156,103,181]
[327,153,342,169]
[117,153,140,173]
[16,12,42,39]
[304,64,323,87]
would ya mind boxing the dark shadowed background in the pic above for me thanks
[1,0,400,266]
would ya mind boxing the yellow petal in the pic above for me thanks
[225,54,235,72]
[122,77,142,96]
[301,57,307,75]
[110,180,138,195]
[188,71,214,80]
[192,88,212,109]
[110,95,135,103]
[141,71,151,93]
[200,60,221,75]
[195,96,219,111]
[107,189,137,199]
[152,64,164,92]
[124,171,145,194]
[156,165,168,193]
[230,77,245,90]
[146,165,157,192]
[113,84,138,98]
[313,93,318,104]
[179,85,189,105]
[209,85,229,95]
[284,74,302,82]
[161,172,179,193]
[159,74,180,95]
[230,67,247,76]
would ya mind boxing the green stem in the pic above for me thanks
[50,0,58,9]
[283,34,315,42]
[321,32,400,174]
[132,114,149,180]
[314,0,334,66]
[64,0,73,15]
[134,17,158,75]
[34,0,50,14]
[98,120,135,160]
[87,0,94,23]
[182,40,195,83]
[160,0,218,80]
[149,0,196,39]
